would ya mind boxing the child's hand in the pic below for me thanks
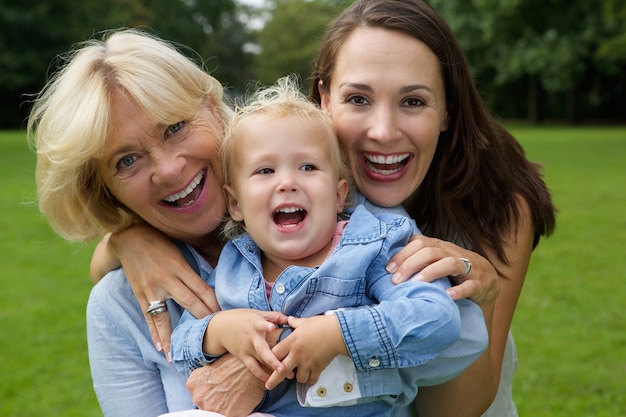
[266,314,348,390]
[206,309,289,382]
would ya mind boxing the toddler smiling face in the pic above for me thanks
[223,113,349,273]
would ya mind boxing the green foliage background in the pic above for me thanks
[1,126,625,416]
[2,0,626,127]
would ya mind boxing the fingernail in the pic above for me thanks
[386,262,397,273]
[412,274,424,282]
[391,272,402,283]
[156,342,163,352]
[446,289,456,299]
[166,352,172,364]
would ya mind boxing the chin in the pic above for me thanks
[368,190,408,208]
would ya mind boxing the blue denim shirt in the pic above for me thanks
[171,204,487,416]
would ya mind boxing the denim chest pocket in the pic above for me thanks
[290,276,369,318]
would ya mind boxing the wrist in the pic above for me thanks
[204,312,227,356]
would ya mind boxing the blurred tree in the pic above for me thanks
[598,0,626,61]
[431,0,626,123]
[254,0,352,89]
[0,0,253,127]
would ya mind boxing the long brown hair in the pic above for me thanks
[310,0,556,262]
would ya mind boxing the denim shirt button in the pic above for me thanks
[275,283,286,294]
[368,357,380,367]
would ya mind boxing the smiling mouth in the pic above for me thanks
[364,153,410,175]
[273,206,306,228]
[162,171,205,208]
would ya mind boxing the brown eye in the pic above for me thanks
[403,97,425,107]
[347,95,369,106]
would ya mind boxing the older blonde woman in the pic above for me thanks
[28,29,255,415]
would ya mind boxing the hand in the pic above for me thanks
[108,223,220,357]
[186,354,266,416]
[386,234,499,305]
[267,314,347,390]
[207,309,290,382]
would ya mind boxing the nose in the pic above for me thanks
[150,151,184,186]
[367,103,401,143]
[277,171,298,193]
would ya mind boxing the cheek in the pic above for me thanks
[409,121,441,153]
[333,116,359,151]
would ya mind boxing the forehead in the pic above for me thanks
[334,27,442,89]
[241,113,332,144]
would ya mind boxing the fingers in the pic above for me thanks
[387,235,470,284]
[250,323,284,374]
[151,309,173,362]
[242,357,272,382]
[265,369,285,390]
[386,233,424,275]
[180,275,221,316]
[260,311,290,326]
[168,272,216,319]
[406,256,465,284]
[144,311,163,351]
[265,358,295,390]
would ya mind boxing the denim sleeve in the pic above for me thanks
[336,278,460,370]
[336,215,489,400]
[170,310,220,377]
[354,298,487,401]
[335,220,462,372]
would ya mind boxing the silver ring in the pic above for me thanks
[455,257,472,278]
[146,300,168,317]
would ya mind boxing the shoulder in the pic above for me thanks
[343,205,414,247]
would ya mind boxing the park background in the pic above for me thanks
[1,0,625,416]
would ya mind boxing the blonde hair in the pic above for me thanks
[27,28,233,242]
[220,75,352,239]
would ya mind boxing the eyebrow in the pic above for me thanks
[339,82,432,94]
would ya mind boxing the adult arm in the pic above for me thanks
[89,222,220,357]
[390,197,535,417]
[90,233,121,284]
[186,355,267,416]
[176,315,287,415]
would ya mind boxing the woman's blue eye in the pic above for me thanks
[166,121,184,136]
[117,155,137,170]
[301,164,317,171]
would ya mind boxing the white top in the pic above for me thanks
[481,331,519,417]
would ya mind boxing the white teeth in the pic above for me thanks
[364,153,410,165]
[164,171,204,203]
[275,207,303,214]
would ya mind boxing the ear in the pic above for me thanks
[335,179,350,214]
[319,80,331,114]
[223,184,244,221]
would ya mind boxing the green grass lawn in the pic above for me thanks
[509,125,626,417]
[1,126,625,416]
